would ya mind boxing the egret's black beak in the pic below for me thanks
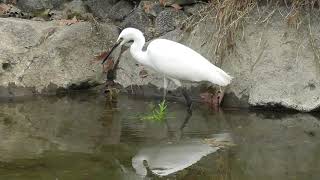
[101,39,122,64]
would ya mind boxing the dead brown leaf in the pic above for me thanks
[143,3,152,14]
[91,50,114,73]
[171,4,183,11]
[103,59,114,73]
[0,3,10,15]
[139,69,148,78]
[94,51,109,62]
[91,51,109,64]
[58,16,79,26]
[159,0,166,6]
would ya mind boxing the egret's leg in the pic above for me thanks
[168,78,192,112]
[163,77,168,100]
[181,87,192,113]
[180,110,192,130]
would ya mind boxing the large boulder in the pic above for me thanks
[16,0,65,12]
[115,8,320,112]
[223,12,320,112]
[0,18,118,98]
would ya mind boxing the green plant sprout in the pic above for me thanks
[142,100,167,121]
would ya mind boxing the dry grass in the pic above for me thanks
[182,0,320,58]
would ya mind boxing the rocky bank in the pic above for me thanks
[0,0,319,112]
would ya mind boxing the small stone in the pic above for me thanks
[16,0,53,12]
[84,0,116,19]
[65,0,87,14]
[108,0,134,21]
[155,8,188,35]
[48,10,66,20]
[139,1,164,17]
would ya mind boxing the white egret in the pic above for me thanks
[103,28,232,111]
[132,133,234,177]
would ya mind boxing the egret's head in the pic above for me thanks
[117,28,144,46]
[101,28,144,64]
[132,154,148,177]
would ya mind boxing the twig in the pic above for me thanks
[260,9,276,23]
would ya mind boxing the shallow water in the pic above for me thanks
[0,93,319,180]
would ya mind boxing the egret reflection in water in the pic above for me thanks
[132,133,234,177]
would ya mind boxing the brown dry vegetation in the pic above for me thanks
[183,0,320,58]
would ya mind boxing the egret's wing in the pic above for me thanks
[147,39,232,86]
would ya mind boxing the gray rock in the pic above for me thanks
[226,11,320,112]
[188,10,320,111]
[184,3,206,15]
[108,0,134,21]
[120,9,154,40]
[0,18,118,97]
[64,0,88,15]
[48,9,66,20]
[16,0,64,12]
[138,1,164,17]
[49,0,90,21]
[84,0,117,19]
[155,8,188,35]
[51,0,65,9]
[0,4,33,19]
[191,12,320,112]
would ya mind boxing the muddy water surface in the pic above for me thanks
[0,93,319,180]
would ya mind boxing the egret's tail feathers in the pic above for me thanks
[208,68,233,86]
[220,72,233,86]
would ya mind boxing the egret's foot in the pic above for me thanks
[216,88,225,107]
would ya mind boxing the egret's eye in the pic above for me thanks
[128,40,134,43]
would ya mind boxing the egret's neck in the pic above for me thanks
[129,34,152,68]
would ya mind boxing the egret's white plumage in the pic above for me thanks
[132,133,233,177]
[117,28,232,87]
[107,28,232,109]
[132,139,219,177]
